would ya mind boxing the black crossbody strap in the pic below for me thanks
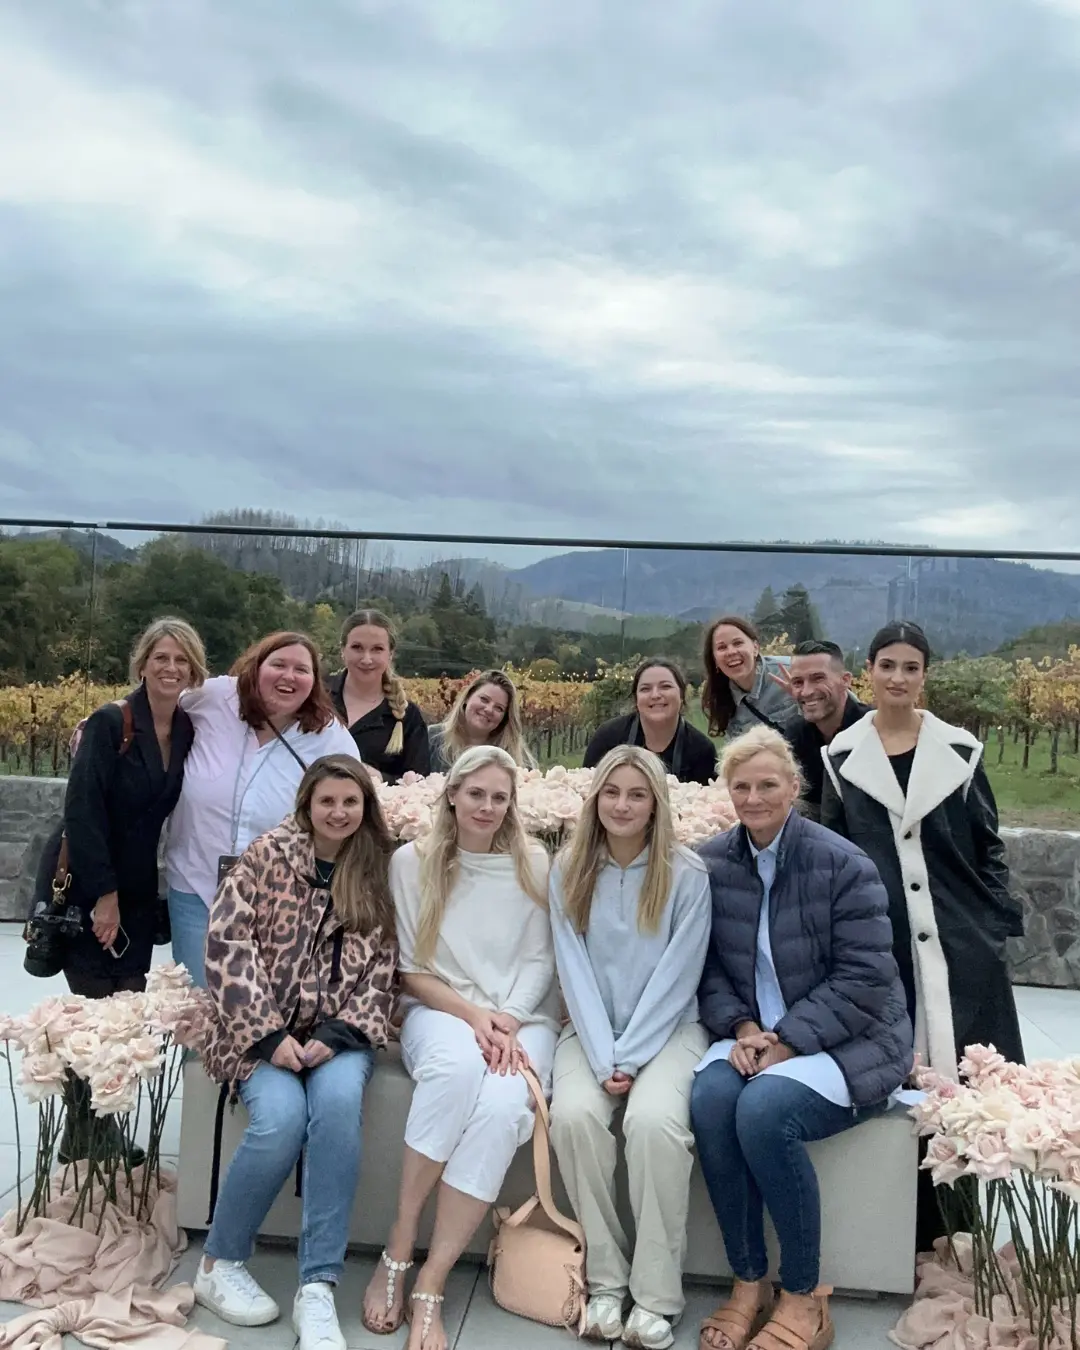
[271,722,308,772]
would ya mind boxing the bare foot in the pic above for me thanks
[407,1269,447,1350]
[362,1249,412,1333]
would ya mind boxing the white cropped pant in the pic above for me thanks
[399,1005,557,1203]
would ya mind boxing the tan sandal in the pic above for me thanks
[748,1287,834,1350]
[699,1279,775,1350]
[361,1249,413,1334]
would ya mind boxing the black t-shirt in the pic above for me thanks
[788,695,872,807]
[888,746,916,796]
[583,712,718,785]
[313,857,336,889]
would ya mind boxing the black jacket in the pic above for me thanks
[63,684,194,978]
[584,713,717,785]
[787,694,871,815]
[696,812,912,1108]
[821,711,1024,1070]
[326,672,430,782]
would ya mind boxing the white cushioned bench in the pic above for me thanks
[176,1049,917,1295]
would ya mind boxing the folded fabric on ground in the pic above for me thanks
[891,1233,1078,1350]
[0,1167,225,1350]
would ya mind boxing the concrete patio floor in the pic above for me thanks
[1,928,1077,1349]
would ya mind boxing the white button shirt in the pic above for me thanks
[164,675,361,906]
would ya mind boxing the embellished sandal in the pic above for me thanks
[700,1279,775,1350]
[408,1290,445,1349]
[361,1249,414,1334]
[748,1286,834,1350]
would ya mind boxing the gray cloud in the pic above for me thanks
[2,0,1080,560]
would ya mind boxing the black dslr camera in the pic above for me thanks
[23,893,84,978]
[23,822,83,979]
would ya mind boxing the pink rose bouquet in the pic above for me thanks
[0,962,213,1230]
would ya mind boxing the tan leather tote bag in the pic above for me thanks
[487,1066,587,1335]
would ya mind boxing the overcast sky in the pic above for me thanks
[3,0,1080,565]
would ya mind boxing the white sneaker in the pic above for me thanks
[193,1257,279,1327]
[584,1292,626,1340]
[293,1282,346,1350]
[622,1304,676,1350]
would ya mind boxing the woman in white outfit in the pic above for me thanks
[361,745,558,1350]
[548,746,712,1350]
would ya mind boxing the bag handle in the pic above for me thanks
[512,1064,585,1248]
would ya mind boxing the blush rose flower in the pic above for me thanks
[15,997,75,1054]
[88,1063,139,1115]
[146,962,194,995]
[968,1131,1012,1181]
[922,1133,969,1186]
[62,1029,104,1076]
[19,1051,67,1102]
[126,1034,165,1080]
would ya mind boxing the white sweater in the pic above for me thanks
[549,845,711,1082]
[391,842,560,1032]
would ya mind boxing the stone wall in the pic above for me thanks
[2,776,1079,988]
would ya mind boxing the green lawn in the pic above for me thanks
[540,714,1080,830]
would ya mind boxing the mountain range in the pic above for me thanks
[12,526,1080,657]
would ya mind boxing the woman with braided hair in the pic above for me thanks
[328,610,430,783]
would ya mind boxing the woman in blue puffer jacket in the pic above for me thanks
[691,725,912,1350]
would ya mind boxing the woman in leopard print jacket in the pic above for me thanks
[195,754,397,1347]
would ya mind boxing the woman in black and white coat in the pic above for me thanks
[821,621,1024,1246]
[821,620,1023,1072]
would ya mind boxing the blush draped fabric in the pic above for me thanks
[891,1234,1079,1350]
[0,1168,225,1350]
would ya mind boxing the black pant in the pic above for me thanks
[64,969,147,999]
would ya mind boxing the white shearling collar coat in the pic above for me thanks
[821,710,1024,1080]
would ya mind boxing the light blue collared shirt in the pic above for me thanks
[749,830,787,1031]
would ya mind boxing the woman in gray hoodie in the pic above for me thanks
[548,746,712,1350]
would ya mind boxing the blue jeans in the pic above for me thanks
[205,1050,374,1285]
[690,1062,882,1294]
[167,889,209,988]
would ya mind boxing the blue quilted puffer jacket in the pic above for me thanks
[696,811,913,1108]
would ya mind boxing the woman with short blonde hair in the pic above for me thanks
[548,746,712,1350]
[692,725,910,1350]
[362,745,558,1350]
[428,670,536,772]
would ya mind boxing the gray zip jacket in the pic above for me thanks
[549,846,711,1082]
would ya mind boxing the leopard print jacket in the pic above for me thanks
[202,816,397,1086]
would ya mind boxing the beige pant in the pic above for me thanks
[549,1021,708,1317]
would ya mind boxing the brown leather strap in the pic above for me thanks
[514,1065,585,1248]
[117,699,135,753]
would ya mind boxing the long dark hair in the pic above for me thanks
[868,621,931,669]
[701,615,761,736]
[294,755,395,937]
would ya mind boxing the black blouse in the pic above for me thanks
[326,672,431,782]
[583,712,717,785]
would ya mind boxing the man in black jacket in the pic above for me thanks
[781,641,870,819]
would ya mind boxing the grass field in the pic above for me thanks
[539,714,1080,829]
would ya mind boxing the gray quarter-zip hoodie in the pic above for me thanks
[548,845,711,1082]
